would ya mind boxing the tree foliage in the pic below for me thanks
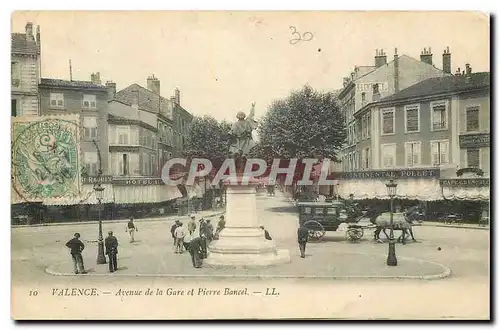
[183,115,231,168]
[254,85,346,162]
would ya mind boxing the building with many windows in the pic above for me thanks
[337,47,451,172]
[334,67,490,222]
[11,22,41,117]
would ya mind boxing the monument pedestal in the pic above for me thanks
[205,177,291,267]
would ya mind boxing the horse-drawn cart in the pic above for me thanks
[296,201,372,242]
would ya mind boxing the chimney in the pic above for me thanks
[25,22,34,40]
[455,67,462,76]
[174,88,180,105]
[147,74,161,95]
[90,72,101,85]
[105,81,116,100]
[36,25,41,45]
[375,49,387,68]
[394,48,400,93]
[465,63,472,75]
[420,47,433,65]
[442,46,451,74]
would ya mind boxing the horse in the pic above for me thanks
[368,211,418,245]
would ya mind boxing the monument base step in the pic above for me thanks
[205,248,291,267]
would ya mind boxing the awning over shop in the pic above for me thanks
[441,186,490,201]
[114,185,182,204]
[337,179,443,201]
[42,184,115,206]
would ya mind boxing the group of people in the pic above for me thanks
[65,217,138,274]
[65,229,120,274]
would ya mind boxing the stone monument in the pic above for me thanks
[205,103,291,267]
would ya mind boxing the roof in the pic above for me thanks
[11,33,39,55]
[380,72,490,103]
[39,78,108,91]
[116,83,171,113]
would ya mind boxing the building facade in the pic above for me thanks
[335,68,490,221]
[337,47,451,172]
[11,22,41,117]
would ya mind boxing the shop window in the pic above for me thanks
[467,149,480,168]
[431,102,448,130]
[381,108,395,135]
[430,140,449,165]
[405,105,420,133]
[405,141,421,167]
[466,106,480,132]
[382,144,396,168]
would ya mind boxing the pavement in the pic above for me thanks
[11,191,490,319]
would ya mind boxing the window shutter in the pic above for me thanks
[415,142,421,166]
[441,141,449,164]
[431,142,438,165]
[405,143,412,167]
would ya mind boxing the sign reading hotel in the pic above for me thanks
[356,82,389,92]
[333,168,440,180]
[82,176,164,185]
[459,133,490,148]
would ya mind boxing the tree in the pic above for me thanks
[255,85,346,162]
[183,115,231,167]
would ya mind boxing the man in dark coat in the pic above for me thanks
[65,233,85,274]
[104,231,119,273]
[205,219,214,242]
[297,225,309,258]
[189,236,205,268]
[171,220,181,247]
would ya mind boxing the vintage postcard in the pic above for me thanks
[10,11,490,320]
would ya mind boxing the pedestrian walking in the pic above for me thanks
[297,225,309,258]
[183,231,193,252]
[205,219,214,242]
[174,222,187,254]
[189,236,205,268]
[260,225,273,240]
[65,233,85,274]
[215,215,226,239]
[171,220,181,246]
[188,214,197,236]
[199,218,207,237]
[126,217,138,243]
[105,231,119,273]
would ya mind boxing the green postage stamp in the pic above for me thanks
[11,115,82,203]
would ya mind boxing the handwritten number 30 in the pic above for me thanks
[289,26,314,45]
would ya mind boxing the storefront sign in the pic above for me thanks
[82,176,113,184]
[113,178,165,186]
[332,168,440,180]
[440,178,490,187]
[459,133,490,148]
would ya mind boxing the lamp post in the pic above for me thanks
[386,179,398,266]
[94,181,107,264]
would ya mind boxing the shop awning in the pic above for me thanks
[114,185,182,204]
[441,186,490,201]
[337,179,443,201]
[42,184,115,206]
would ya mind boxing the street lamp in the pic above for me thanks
[386,179,398,266]
[93,181,107,265]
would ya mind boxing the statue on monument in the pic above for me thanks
[228,102,258,157]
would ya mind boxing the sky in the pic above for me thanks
[12,11,490,121]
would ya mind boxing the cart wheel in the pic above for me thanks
[304,220,326,240]
[346,228,364,241]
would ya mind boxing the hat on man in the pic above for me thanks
[190,214,196,219]
[175,219,181,224]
